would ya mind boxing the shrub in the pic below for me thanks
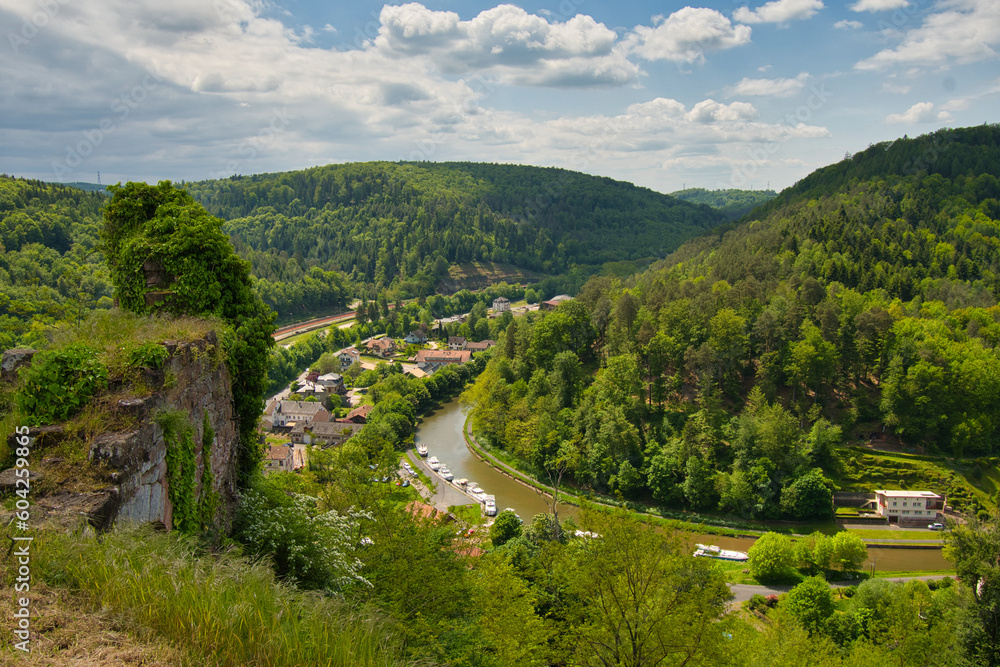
[15,343,108,425]
[748,532,796,583]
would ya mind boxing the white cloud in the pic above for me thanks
[880,82,911,93]
[731,72,810,97]
[850,0,908,11]
[373,3,638,85]
[885,102,953,123]
[322,23,337,33]
[856,0,1000,71]
[734,0,824,25]
[940,97,972,111]
[624,7,751,63]
[834,20,864,29]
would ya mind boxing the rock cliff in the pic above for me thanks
[1,332,240,533]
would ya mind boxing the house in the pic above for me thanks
[338,347,361,368]
[263,445,294,474]
[465,339,495,353]
[492,296,510,312]
[874,490,945,522]
[448,336,467,351]
[293,380,327,400]
[366,338,395,358]
[344,404,374,424]
[270,400,330,428]
[540,294,572,310]
[290,420,365,447]
[317,372,346,394]
[414,349,472,373]
[404,330,427,344]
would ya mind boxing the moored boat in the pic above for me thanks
[484,496,497,516]
[416,444,428,456]
[439,466,454,481]
[693,543,749,561]
[428,456,441,471]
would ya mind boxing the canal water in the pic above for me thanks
[416,398,951,573]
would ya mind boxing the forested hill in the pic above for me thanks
[463,124,1000,527]
[183,162,726,296]
[670,187,777,221]
[0,176,113,349]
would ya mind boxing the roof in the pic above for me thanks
[308,421,364,438]
[276,400,327,415]
[415,350,472,364]
[265,445,292,461]
[317,373,342,383]
[346,404,374,420]
[466,340,495,351]
[448,336,466,345]
[338,346,360,357]
[875,490,943,499]
[493,296,509,303]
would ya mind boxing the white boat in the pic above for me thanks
[416,444,428,456]
[454,478,468,488]
[439,466,454,481]
[428,456,441,471]
[693,543,749,562]
[484,496,497,517]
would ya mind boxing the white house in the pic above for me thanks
[338,347,361,368]
[264,445,294,474]
[874,490,945,521]
[270,400,329,428]
[492,297,510,312]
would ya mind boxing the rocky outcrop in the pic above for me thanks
[2,332,240,533]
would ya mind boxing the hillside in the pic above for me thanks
[670,187,778,221]
[184,162,726,300]
[0,176,113,349]
[462,124,1000,522]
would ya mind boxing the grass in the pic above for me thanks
[845,528,945,540]
[4,525,405,666]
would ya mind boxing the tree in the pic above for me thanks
[944,511,1000,665]
[782,576,835,635]
[568,508,731,666]
[830,531,868,572]
[490,510,524,548]
[779,469,834,521]
[748,532,796,583]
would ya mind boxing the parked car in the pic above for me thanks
[928,523,945,530]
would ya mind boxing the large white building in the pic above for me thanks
[874,490,945,521]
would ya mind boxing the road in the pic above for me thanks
[407,447,479,514]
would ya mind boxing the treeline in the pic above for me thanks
[671,187,778,221]
[184,162,725,297]
[462,125,1000,520]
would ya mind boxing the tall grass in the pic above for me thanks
[21,525,405,667]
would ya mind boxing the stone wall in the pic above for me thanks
[2,332,240,532]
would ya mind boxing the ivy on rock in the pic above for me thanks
[102,181,275,486]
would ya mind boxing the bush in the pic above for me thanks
[15,343,108,425]
[747,593,769,614]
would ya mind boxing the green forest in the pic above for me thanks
[671,187,778,221]
[462,124,1000,522]
[183,161,725,311]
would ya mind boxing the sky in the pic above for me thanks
[2,0,998,194]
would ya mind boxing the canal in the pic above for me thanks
[415,398,952,573]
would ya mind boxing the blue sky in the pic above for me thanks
[2,0,998,193]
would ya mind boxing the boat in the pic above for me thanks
[484,496,497,517]
[416,444,428,456]
[439,466,454,481]
[454,478,468,488]
[428,456,441,471]
[693,544,749,562]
